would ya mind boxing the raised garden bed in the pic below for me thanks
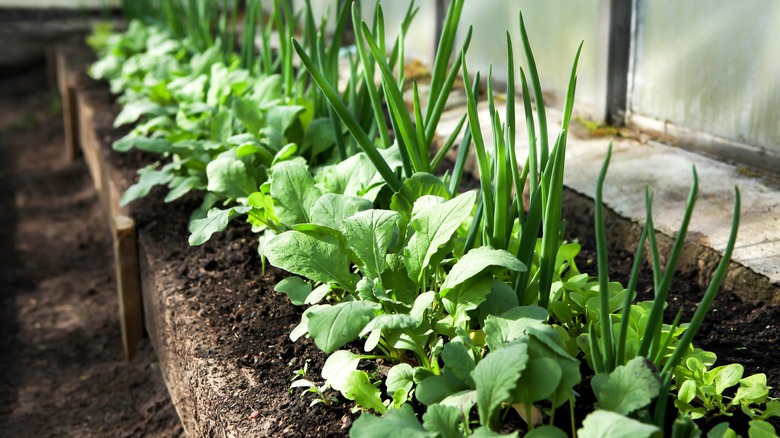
[58,46,780,436]
[55,1,780,432]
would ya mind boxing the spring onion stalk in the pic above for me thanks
[661,187,740,379]
[327,2,352,75]
[449,72,479,196]
[537,128,568,310]
[504,32,525,226]
[313,34,348,161]
[645,190,662,291]
[361,22,427,173]
[518,11,549,170]
[293,39,403,192]
[303,0,318,54]
[594,143,616,371]
[241,0,260,72]
[484,65,507,249]
[461,55,496,241]
[464,198,484,254]
[257,4,275,74]
[615,208,650,366]
[431,114,467,173]
[513,61,544,302]
[356,1,466,177]
[519,68,538,195]
[412,82,427,162]
[589,322,604,374]
[652,184,738,431]
[351,5,394,151]
[638,167,699,358]
[537,41,581,310]
[427,0,464,125]
[271,0,295,98]
[220,0,238,63]
[652,307,683,365]
[514,172,544,304]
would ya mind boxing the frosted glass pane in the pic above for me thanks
[296,1,436,62]
[456,0,598,110]
[0,0,119,7]
[294,0,339,32]
[631,0,780,149]
[260,0,276,12]
[358,1,437,64]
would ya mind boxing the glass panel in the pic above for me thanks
[296,0,340,32]
[456,0,599,111]
[0,0,119,6]
[300,1,436,63]
[631,0,780,150]
[357,0,437,64]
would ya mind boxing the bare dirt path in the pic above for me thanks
[0,65,182,438]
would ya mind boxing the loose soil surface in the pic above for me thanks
[0,65,182,437]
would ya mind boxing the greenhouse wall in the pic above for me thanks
[456,0,599,112]
[0,0,118,7]
[302,0,437,64]
[266,0,780,169]
[629,0,780,154]
[301,0,599,111]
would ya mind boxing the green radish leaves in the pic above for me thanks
[404,191,477,283]
[306,301,380,354]
[342,210,402,279]
[206,155,258,199]
[188,206,251,246]
[351,406,430,438]
[592,356,661,415]
[265,227,357,290]
[472,340,529,426]
[310,194,373,231]
[440,247,526,294]
[578,410,660,438]
[270,159,322,225]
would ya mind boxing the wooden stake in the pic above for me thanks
[76,92,104,197]
[55,47,81,162]
[112,215,144,361]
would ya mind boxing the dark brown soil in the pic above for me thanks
[0,66,182,436]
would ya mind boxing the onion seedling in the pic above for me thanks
[588,143,741,427]
[460,11,582,310]
[293,0,470,194]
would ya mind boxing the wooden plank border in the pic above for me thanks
[54,46,82,162]
[66,68,144,361]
